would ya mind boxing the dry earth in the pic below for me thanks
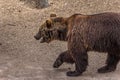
[0,0,120,80]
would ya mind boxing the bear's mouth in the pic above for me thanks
[40,37,45,43]
[40,37,51,43]
[40,37,49,43]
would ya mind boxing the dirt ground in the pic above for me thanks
[0,0,120,80]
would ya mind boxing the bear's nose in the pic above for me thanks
[53,63,59,68]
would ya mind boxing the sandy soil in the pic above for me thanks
[0,0,120,80]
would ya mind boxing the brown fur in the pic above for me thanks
[34,12,120,77]
[64,12,120,76]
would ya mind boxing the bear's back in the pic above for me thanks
[68,12,120,52]
[88,12,120,26]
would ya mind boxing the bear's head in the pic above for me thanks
[34,14,68,43]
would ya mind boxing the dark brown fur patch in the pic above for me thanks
[52,12,120,76]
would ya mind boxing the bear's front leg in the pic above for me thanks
[53,50,74,68]
[66,29,89,76]
[66,49,88,77]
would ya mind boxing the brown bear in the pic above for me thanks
[34,12,120,77]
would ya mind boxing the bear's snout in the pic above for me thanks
[34,35,40,40]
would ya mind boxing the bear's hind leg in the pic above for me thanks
[53,50,74,68]
[67,50,88,76]
[98,52,120,73]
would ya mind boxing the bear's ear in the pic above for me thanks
[46,19,52,28]
[50,14,57,17]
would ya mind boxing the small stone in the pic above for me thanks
[25,26,27,28]
[50,2,54,4]
[18,10,21,12]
